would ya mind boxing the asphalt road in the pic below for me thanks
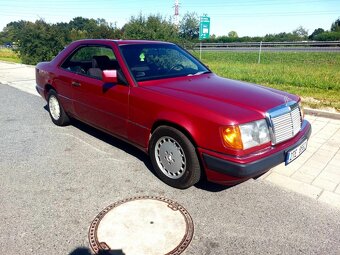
[1,84,340,255]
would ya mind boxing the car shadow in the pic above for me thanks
[43,105,233,192]
[194,178,233,192]
[43,105,155,174]
[71,118,155,173]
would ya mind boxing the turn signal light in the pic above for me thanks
[220,126,243,150]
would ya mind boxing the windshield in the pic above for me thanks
[119,43,210,82]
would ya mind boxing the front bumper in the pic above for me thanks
[201,120,312,184]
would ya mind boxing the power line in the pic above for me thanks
[0,9,338,18]
[212,10,340,18]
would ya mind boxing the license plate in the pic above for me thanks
[285,139,308,165]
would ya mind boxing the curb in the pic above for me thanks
[304,108,340,120]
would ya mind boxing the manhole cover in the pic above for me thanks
[89,196,194,255]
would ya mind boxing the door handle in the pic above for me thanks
[72,81,81,87]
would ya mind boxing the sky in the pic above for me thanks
[0,0,339,37]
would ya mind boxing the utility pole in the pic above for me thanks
[174,0,179,27]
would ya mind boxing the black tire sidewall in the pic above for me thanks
[149,126,201,189]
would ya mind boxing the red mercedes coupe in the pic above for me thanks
[36,39,311,189]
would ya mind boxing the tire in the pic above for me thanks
[149,126,201,189]
[47,89,70,126]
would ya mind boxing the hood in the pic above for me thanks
[139,74,299,123]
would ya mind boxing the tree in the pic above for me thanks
[122,14,178,42]
[331,18,340,32]
[308,28,325,40]
[292,26,308,39]
[1,20,30,43]
[314,31,340,41]
[1,17,123,64]
[228,31,238,38]
[16,20,68,64]
[264,32,300,42]
[179,12,199,40]
[68,17,93,31]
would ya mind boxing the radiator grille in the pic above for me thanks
[267,103,302,144]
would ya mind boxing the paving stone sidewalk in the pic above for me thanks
[1,61,340,208]
[260,115,340,208]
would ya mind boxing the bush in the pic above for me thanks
[314,31,340,41]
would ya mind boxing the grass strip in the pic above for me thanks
[193,51,340,111]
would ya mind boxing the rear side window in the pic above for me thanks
[61,45,118,79]
[69,47,116,62]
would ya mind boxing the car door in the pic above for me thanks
[61,45,130,138]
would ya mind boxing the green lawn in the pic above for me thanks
[0,48,21,63]
[193,51,340,111]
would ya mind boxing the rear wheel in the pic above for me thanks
[149,126,201,189]
[47,89,70,126]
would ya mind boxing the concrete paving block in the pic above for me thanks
[312,177,338,192]
[328,119,340,125]
[328,138,340,148]
[291,170,316,183]
[272,162,300,177]
[310,130,325,139]
[315,117,329,124]
[315,116,331,122]
[313,149,337,160]
[335,185,340,195]
[303,160,327,172]
[316,131,330,139]
[323,164,340,175]
[317,129,339,141]
[306,144,321,154]
[318,171,340,184]
[305,115,317,121]
[265,172,322,199]
[307,138,323,147]
[318,144,339,153]
[309,137,327,146]
[318,191,340,209]
[310,121,328,134]
[329,157,340,167]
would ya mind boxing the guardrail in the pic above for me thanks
[193,41,340,52]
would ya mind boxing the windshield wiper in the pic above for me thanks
[188,71,211,76]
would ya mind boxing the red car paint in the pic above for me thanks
[36,39,311,185]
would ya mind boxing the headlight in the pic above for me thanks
[221,119,271,150]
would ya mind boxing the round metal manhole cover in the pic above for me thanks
[88,196,194,255]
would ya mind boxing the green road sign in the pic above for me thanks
[199,16,210,40]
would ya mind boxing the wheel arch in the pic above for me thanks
[150,120,198,150]
[44,84,56,99]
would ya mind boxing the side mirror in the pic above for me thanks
[102,70,118,83]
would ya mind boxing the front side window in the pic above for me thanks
[61,46,119,80]
[119,44,210,82]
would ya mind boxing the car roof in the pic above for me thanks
[72,39,174,46]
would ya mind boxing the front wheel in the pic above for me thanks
[47,89,70,126]
[149,126,201,189]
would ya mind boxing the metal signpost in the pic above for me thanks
[199,16,210,60]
